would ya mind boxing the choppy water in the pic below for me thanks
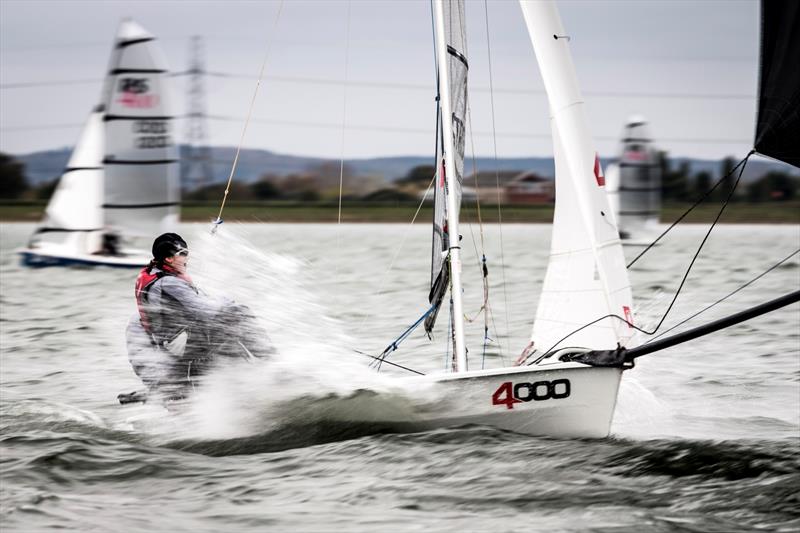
[1,222,799,532]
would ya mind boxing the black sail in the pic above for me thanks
[754,0,800,167]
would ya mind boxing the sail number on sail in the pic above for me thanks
[133,120,171,149]
[491,379,571,410]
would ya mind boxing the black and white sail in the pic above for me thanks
[23,19,178,266]
[425,0,468,337]
[605,116,661,242]
[101,19,180,237]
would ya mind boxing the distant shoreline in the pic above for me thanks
[1,201,799,224]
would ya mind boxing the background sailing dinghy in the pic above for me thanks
[20,19,179,268]
[605,116,662,246]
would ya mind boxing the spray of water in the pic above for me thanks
[132,226,438,442]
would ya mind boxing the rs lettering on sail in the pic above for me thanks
[117,77,158,108]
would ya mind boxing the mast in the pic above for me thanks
[433,0,468,371]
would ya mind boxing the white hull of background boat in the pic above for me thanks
[18,243,149,268]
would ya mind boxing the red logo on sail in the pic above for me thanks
[116,77,158,109]
[623,306,633,328]
[117,92,159,108]
[594,153,605,186]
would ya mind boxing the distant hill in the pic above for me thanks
[12,145,797,187]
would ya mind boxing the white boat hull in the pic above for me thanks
[19,244,149,268]
[339,362,623,439]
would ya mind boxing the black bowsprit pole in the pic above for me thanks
[625,289,800,361]
[564,290,800,367]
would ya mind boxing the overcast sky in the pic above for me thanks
[0,0,760,161]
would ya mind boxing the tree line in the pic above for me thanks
[1,151,797,203]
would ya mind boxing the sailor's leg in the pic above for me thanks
[126,319,165,392]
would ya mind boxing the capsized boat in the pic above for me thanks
[20,19,179,268]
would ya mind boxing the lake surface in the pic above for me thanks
[1,222,799,532]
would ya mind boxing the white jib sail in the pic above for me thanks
[101,19,179,238]
[34,107,105,253]
[606,117,661,240]
[519,0,634,354]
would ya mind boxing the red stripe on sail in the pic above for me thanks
[623,305,633,328]
[594,153,605,186]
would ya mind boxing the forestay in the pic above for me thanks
[101,19,180,237]
[519,0,634,354]
[425,0,469,336]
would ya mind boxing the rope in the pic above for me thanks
[354,4,440,334]
[626,151,753,268]
[337,0,352,229]
[464,97,495,368]
[354,171,436,335]
[524,151,753,365]
[370,305,436,372]
[644,247,800,344]
[483,0,511,360]
[211,1,284,233]
[353,349,425,375]
[333,0,352,297]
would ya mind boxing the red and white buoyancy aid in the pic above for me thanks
[135,265,168,334]
[135,263,196,335]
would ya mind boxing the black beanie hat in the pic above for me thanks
[152,233,188,261]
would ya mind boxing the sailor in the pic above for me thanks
[125,232,272,400]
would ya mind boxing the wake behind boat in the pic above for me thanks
[20,19,179,268]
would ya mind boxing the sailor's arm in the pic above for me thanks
[160,277,231,322]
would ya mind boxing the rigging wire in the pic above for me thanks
[627,152,752,268]
[354,171,437,334]
[643,247,800,344]
[464,99,498,368]
[210,1,285,232]
[370,305,436,372]
[334,0,352,297]
[353,4,442,350]
[482,0,512,363]
[353,349,425,375]
[525,152,754,365]
[337,0,352,229]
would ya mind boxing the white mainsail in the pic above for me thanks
[101,19,179,237]
[426,0,469,371]
[605,116,661,241]
[33,107,105,253]
[519,0,634,354]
